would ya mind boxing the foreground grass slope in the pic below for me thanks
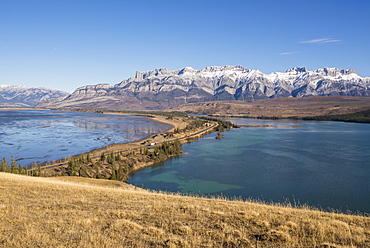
[1,173,369,247]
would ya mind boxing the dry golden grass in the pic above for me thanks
[1,173,369,247]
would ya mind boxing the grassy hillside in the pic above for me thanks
[1,173,369,247]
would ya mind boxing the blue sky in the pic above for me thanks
[1,0,369,92]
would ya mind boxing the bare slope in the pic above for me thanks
[1,173,369,247]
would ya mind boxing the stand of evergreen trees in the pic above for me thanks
[1,139,182,182]
[300,109,370,123]
[255,109,370,123]
[0,157,28,175]
[61,139,182,181]
[199,117,237,131]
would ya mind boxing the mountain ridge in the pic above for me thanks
[37,66,370,110]
[0,84,69,107]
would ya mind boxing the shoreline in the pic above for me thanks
[38,111,219,177]
[1,108,218,175]
[12,108,307,174]
[87,112,218,174]
[2,109,370,247]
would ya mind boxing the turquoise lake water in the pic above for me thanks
[128,118,370,214]
[0,109,171,166]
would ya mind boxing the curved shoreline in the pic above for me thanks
[0,108,176,170]
[38,111,219,176]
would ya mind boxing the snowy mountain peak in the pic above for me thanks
[199,65,248,73]
[0,85,69,107]
[313,67,358,77]
[286,67,307,74]
[177,67,197,75]
[340,68,358,75]
[37,65,370,110]
[0,84,28,89]
[135,68,172,80]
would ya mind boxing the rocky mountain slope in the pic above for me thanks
[0,85,69,107]
[37,66,370,110]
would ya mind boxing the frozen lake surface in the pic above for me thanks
[0,109,171,166]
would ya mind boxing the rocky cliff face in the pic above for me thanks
[0,85,69,107]
[36,66,370,110]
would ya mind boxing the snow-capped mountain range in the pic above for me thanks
[0,84,69,107]
[37,65,370,110]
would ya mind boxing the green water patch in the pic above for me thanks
[128,118,370,213]
[150,171,242,194]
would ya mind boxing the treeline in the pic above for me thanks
[0,157,42,176]
[243,109,370,124]
[199,117,237,131]
[172,116,236,134]
[48,140,182,181]
[173,117,210,134]
[1,140,182,181]
[0,157,26,174]
[300,109,370,123]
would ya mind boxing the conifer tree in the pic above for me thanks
[86,153,92,163]
[100,152,105,161]
[0,157,9,172]
[10,156,18,174]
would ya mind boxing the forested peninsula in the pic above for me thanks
[1,110,234,182]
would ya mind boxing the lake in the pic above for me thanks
[128,118,370,214]
[0,109,171,166]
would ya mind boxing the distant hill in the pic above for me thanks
[302,108,370,123]
[0,85,69,107]
[37,66,370,110]
[168,96,370,118]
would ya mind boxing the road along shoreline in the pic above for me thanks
[36,112,221,180]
